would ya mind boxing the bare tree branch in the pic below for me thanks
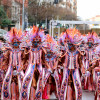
[28,0,77,24]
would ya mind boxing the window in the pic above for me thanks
[54,0,58,4]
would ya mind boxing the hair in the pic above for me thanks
[0,36,6,43]
[0,49,3,55]
[21,49,29,65]
[2,50,10,68]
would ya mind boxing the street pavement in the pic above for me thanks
[82,90,94,100]
[50,90,94,100]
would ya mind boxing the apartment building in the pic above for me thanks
[37,0,54,5]
[89,15,100,29]
[58,0,77,14]
[37,0,77,15]
[1,0,28,29]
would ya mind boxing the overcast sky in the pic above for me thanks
[77,0,100,20]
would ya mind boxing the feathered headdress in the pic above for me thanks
[6,28,23,43]
[86,32,99,44]
[66,28,82,45]
[29,25,45,42]
[59,28,82,46]
[44,34,60,55]
[96,45,100,53]
[59,31,66,46]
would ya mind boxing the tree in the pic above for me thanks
[28,0,77,24]
[28,0,48,24]
[0,6,11,27]
[0,0,1,5]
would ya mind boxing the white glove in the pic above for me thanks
[97,72,100,76]
[48,69,53,73]
[13,70,18,75]
[17,71,21,75]
[60,66,63,69]
[85,71,90,77]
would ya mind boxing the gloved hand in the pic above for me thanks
[97,72,100,76]
[48,69,53,74]
[13,70,18,75]
[17,71,21,75]
[85,71,91,77]
[60,66,63,69]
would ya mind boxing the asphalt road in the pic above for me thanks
[50,90,94,100]
[82,90,94,100]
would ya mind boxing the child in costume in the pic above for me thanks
[42,34,61,99]
[58,31,68,86]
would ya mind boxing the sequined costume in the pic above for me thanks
[59,29,85,100]
[88,45,100,100]
[20,26,45,100]
[1,28,24,100]
[84,32,99,91]
[42,34,61,99]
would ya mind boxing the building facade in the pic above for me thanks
[89,15,100,29]
[37,0,54,5]
[37,0,77,15]
[58,0,77,14]
[1,0,28,29]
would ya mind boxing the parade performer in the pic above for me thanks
[18,30,31,74]
[87,45,100,100]
[1,28,24,100]
[84,32,99,91]
[59,29,85,100]
[42,34,61,99]
[58,32,67,86]
[20,26,45,100]
[0,38,13,100]
[0,38,6,98]
[77,35,87,86]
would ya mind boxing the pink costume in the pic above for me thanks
[42,34,61,99]
[0,45,4,98]
[92,45,100,100]
[20,26,45,100]
[94,67,100,100]
[78,35,87,87]
[84,32,99,91]
[60,29,84,100]
[1,28,24,100]
[0,42,4,98]
[58,33,66,87]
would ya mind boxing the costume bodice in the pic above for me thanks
[12,49,20,69]
[32,46,42,64]
[31,46,41,52]
[45,52,57,69]
[65,50,79,69]
[86,49,95,61]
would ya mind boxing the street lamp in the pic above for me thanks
[22,0,25,31]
